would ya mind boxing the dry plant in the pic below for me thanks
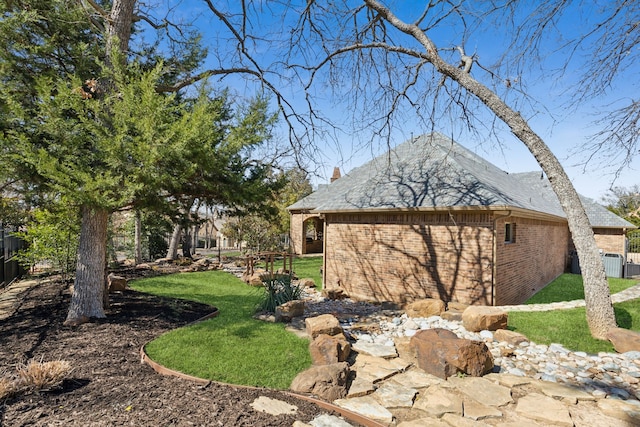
[0,375,18,399]
[16,359,72,391]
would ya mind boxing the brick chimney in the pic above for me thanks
[331,167,341,183]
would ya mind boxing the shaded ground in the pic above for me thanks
[0,277,335,426]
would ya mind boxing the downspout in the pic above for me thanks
[492,210,512,306]
[321,214,327,291]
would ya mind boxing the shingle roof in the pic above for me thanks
[288,133,635,229]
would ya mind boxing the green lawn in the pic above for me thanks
[130,271,311,389]
[509,274,640,353]
[524,273,637,304]
[291,256,323,291]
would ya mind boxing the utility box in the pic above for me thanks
[602,253,624,278]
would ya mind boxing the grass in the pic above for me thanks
[523,273,637,304]
[291,256,323,291]
[130,271,311,389]
[509,274,640,353]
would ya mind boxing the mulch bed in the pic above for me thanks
[0,277,338,426]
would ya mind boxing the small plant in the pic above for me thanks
[16,359,72,391]
[0,375,18,399]
[256,273,303,313]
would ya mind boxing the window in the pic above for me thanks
[505,223,516,243]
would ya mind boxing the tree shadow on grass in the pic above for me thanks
[614,306,633,329]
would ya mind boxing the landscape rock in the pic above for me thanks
[309,333,351,365]
[446,301,469,312]
[412,384,463,417]
[275,300,305,322]
[410,328,493,379]
[607,327,640,353]
[494,329,529,346]
[462,306,508,332]
[299,278,316,288]
[333,396,394,425]
[107,274,127,292]
[322,288,348,300]
[404,298,446,317]
[305,314,343,339]
[242,272,264,286]
[351,342,397,359]
[515,393,573,426]
[290,362,350,401]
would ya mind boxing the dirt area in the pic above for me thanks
[0,276,338,426]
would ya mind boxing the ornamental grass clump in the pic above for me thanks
[0,375,18,399]
[256,273,303,313]
[16,359,72,391]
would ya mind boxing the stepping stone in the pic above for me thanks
[334,396,394,425]
[462,399,502,421]
[412,385,463,417]
[389,369,445,389]
[597,398,640,424]
[352,342,398,358]
[347,376,375,398]
[447,376,513,407]
[484,373,533,388]
[372,382,417,408]
[309,414,353,427]
[569,401,637,427]
[442,413,492,426]
[352,354,403,383]
[250,396,297,416]
[397,419,449,426]
[535,380,596,403]
[515,393,573,426]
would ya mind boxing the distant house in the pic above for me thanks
[288,133,636,306]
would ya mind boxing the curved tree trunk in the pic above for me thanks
[66,206,109,323]
[167,223,181,260]
[367,0,617,339]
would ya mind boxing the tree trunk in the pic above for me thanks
[105,0,135,62]
[167,223,181,260]
[182,228,192,258]
[134,210,142,265]
[192,224,199,253]
[66,206,109,323]
[367,1,617,339]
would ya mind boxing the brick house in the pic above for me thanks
[288,133,636,306]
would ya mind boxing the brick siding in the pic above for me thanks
[494,217,569,305]
[323,211,573,306]
[592,228,627,255]
[324,212,495,305]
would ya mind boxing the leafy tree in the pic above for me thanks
[13,204,80,281]
[604,186,640,227]
[275,168,313,236]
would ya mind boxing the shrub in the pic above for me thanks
[0,375,17,399]
[256,273,303,313]
[16,359,72,391]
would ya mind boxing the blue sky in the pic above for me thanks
[144,1,638,202]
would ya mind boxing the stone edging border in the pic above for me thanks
[139,309,385,427]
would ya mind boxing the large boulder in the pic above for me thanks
[606,327,640,353]
[405,298,446,317]
[462,306,508,332]
[309,334,351,365]
[275,300,305,323]
[290,362,350,401]
[410,328,494,379]
[107,274,127,292]
[305,314,343,339]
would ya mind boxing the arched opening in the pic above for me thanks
[303,216,324,254]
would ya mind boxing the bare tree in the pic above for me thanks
[279,0,640,339]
